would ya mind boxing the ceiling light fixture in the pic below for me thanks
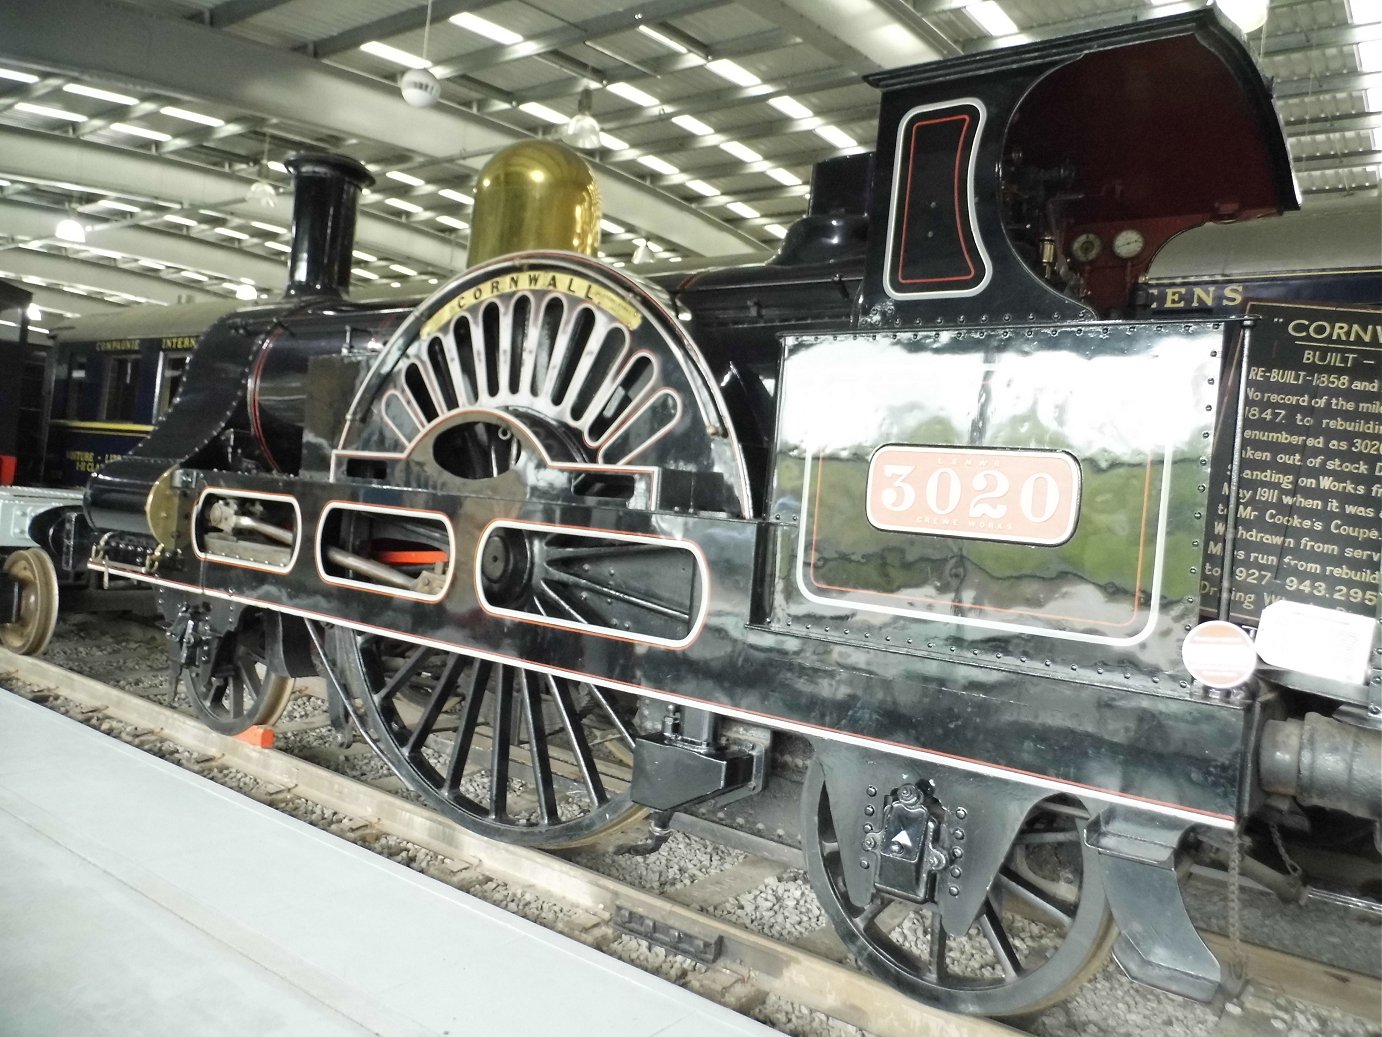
[768,96,813,119]
[0,67,39,84]
[246,135,279,208]
[600,218,626,234]
[637,25,688,54]
[672,114,714,136]
[436,214,469,230]
[160,106,224,127]
[726,201,760,219]
[1216,0,1270,32]
[706,59,761,87]
[607,81,660,108]
[439,189,474,205]
[385,197,424,213]
[599,131,629,150]
[16,102,87,122]
[386,170,428,187]
[638,155,679,175]
[685,179,721,197]
[399,0,441,107]
[110,122,172,141]
[519,101,568,124]
[814,124,858,149]
[63,83,138,105]
[720,140,762,163]
[360,40,432,69]
[766,167,803,186]
[562,87,602,150]
[234,283,258,301]
[26,303,41,322]
[264,240,291,252]
[965,1,1018,36]
[55,217,86,243]
[450,12,524,45]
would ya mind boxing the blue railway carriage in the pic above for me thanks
[43,301,239,488]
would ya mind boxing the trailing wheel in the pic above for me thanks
[179,607,293,735]
[1,547,59,656]
[801,761,1116,1017]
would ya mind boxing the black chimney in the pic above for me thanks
[283,152,374,297]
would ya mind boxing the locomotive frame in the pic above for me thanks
[73,10,1380,1020]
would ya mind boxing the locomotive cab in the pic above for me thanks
[862,9,1296,322]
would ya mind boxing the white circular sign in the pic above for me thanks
[1181,621,1258,688]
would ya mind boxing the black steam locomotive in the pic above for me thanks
[66,11,1380,1017]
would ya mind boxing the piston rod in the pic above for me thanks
[228,515,417,591]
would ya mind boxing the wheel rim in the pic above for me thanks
[802,762,1116,1017]
[183,609,292,735]
[336,628,644,848]
[1,548,59,656]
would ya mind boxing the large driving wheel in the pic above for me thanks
[2,547,59,656]
[329,252,752,847]
[335,630,643,847]
[181,608,293,735]
[802,761,1116,1017]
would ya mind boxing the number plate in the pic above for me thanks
[866,446,1081,545]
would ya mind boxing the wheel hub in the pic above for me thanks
[480,528,531,607]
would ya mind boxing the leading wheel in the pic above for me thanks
[801,762,1116,1017]
[328,252,754,848]
[181,608,293,735]
[1,548,59,656]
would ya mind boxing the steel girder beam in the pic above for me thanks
[16,285,123,320]
[0,195,287,288]
[0,249,220,306]
[429,0,729,80]
[740,0,944,73]
[0,128,461,274]
[0,0,757,258]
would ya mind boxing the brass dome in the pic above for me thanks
[467,141,601,265]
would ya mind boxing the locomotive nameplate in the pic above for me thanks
[420,269,643,339]
[866,446,1080,545]
[1205,302,1381,626]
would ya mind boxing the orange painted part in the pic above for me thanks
[371,549,449,565]
[0,455,15,486]
[233,725,275,748]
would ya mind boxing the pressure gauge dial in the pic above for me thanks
[1069,232,1102,263]
[1112,227,1146,260]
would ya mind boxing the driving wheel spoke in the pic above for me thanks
[519,671,559,824]
[547,674,608,806]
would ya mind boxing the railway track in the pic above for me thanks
[4,618,1379,1037]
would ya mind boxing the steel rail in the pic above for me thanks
[0,646,1017,1037]
[4,643,1379,1028]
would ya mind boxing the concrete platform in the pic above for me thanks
[0,689,774,1036]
